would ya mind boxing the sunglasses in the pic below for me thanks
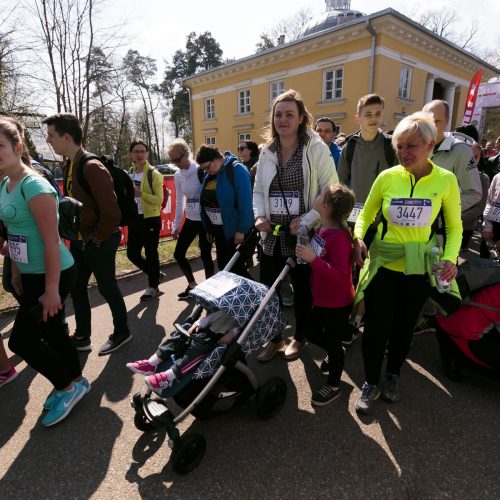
[170,152,185,164]
[237,146,248,152]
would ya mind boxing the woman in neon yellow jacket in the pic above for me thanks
[352,111,462,415]
[127,139,164,301]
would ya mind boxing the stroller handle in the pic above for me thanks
[173,323,191,337]
[223,227,259,272]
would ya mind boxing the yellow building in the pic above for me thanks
[183,0,499,151]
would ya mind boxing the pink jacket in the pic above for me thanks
[309,227,355,309]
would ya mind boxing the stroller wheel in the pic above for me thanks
[134,409,155,432]
[171,434,206,475]
[256,377,287,419]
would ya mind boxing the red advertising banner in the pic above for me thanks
[57,176,181,247]
[462,69,483,125]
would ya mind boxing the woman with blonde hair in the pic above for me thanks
[352,111,462,414]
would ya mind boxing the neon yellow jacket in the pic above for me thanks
[354,160,462,273]
[129,162,164,218]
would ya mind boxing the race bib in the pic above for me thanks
[488,202,500,223]
[348,203,364,224]
[389,198,432,227]
[205,207,223,225]
[311,233,325,257]
[186,198,200,219]
[8,234,29,264]
[269,191,300,216]
[135,197,143,215]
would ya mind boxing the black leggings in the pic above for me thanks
[213,232,250,278]
[9,266,81,390]
[306,304,352,386]
[127,216,161,288]
[362,267,431,385]
[260,242,312,343]
[173,218,214,282]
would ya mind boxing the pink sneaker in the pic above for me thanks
[126,359,156,375]
[145,371,172,391]
[0,366,19,389]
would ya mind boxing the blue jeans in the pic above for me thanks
[70,232,129,338]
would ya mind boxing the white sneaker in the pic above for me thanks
[140,287,160,301]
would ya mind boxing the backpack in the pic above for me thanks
[6,174,83,242]
[77,153,138,226]
[432,255,500,315]
[344,132,397,170]
[146,167,169,211]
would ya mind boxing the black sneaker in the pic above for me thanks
[311,384,340,407]
[178,285,195,299]
[342,323,359,346]
[70,335,92,352]
[320,356,329,374]
[380,373,400,403]
[98,332,133,356]
[159,271,166,282]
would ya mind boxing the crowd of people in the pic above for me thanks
[1,88,500,427]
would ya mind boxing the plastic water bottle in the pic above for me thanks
[486,240,499,261]
[296,223,309,265]
[431,246,451,293]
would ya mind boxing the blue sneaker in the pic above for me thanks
[43,377,91,410]
[41,383,86,427]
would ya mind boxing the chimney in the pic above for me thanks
[277,34,285,45]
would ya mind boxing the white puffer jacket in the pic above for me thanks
[253,130,338,238]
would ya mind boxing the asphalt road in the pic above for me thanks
[1,257,499,499]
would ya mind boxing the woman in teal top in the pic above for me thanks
[0,117,88,427]
[352,112,462,415]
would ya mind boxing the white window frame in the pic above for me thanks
[238,89,251,114]
[323,67,343,101]
[205,98,215,120]
[270,80,285,106]
[205,136,216,145]
[238,133,251,143]
[398,66,412,100]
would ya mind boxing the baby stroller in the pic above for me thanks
[131,237,294,475]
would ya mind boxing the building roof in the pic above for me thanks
[295,8,365,39]
[183,8,499,87]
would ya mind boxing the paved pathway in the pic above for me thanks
[1,258,499,499]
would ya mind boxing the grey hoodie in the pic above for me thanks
[337,131,392,203]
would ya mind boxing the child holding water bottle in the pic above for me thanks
[296,183,355,406]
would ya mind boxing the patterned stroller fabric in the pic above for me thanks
[188,271,287,379]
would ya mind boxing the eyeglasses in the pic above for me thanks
[237,146,248,152]
[200,160,213,171]
[170,152,185,164]
[131,149,148,154]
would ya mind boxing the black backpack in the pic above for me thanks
[77,153,138,226]
[5,173,83,242]
[344,132,397,170]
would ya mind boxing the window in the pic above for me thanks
[238,89,251,114]
[270,80,285,106]
[205,98,215,119]
[398,66,412,99]
[323,67,343,101]
[239,133,251,142]
[205,136,216,145]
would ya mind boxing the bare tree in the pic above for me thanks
[412,7,479,51]
[123,49,160,162]
[256,8,312,52]
[31,0,98,144]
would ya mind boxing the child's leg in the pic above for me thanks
[324,304,352,387]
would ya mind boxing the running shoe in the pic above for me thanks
[355,382,380,415]
[98,332,133,356]
[145,372,173,391]
[41,383,86,427]
[311,384,340,407]
[126,359,156,375]
[140,287,160,302]
[44,377,91,410]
